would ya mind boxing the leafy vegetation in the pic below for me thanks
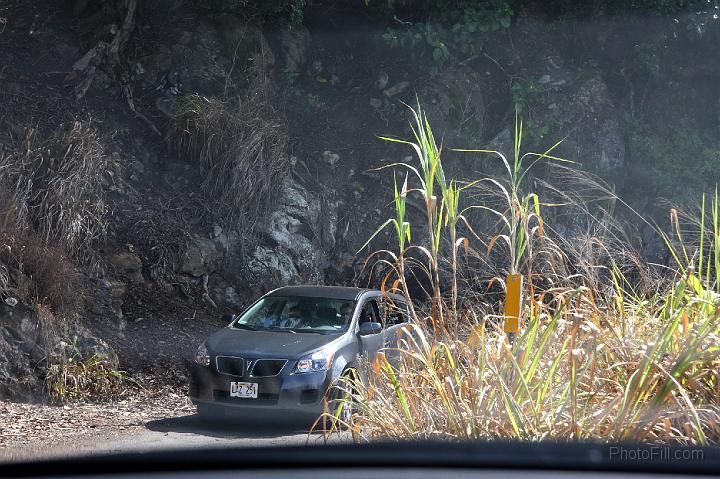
[46,339,128,403]
[531,0,712,17]
[511,78,546,113]
[381,0,512,73]
[202,0,306,26]
[631,128,720,200]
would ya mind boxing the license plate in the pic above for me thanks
[229,381,258,398]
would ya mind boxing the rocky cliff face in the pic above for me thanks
[1,0,719,399]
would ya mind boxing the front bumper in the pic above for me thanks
[188,361,336,419]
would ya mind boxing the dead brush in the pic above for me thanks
[330,293,720,444]
[0,229,80,314]
[166,72,290,231]
[0,121,119,266]
[45,342,129,404]
[128,206,192,283]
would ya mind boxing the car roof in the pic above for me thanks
[266,285,405,302]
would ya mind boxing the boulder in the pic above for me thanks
[180,236,224,277]
[244,176,343,286]
[109,251,141,270]
[544,77,626,172]
[109,252,144,284]
[322,150,340,166]
[383,81,410,97]
[267,176,320,271]
[247,245,299,284]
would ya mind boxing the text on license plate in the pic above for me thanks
[229,381,258,398]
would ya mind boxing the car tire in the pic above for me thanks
[196,403,226,422]
[329,371,357,428]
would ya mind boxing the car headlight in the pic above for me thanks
[294,348,334,374]
[195,343,210,367]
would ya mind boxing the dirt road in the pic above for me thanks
[0,379,349,462]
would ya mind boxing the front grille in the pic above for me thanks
[251,359,287,377]
[213,390,279,405]
[216,356,244,376]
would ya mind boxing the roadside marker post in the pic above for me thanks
[504,273,523,343]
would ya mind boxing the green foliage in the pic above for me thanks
[511,78,545,113]
[279,66,299,87]
[382,0,512,73]
[633,42,661,78]
[537,0,710,17]
[306,93,326,110]
[609,0,709,15]
[46,339,128,403]
[203,0,306,26]
[510,78,565,149]
[522,119,551,148]
[631,128,720,199]
[455,111,569,273]
[277,68,326,111]
[324,103,719,443]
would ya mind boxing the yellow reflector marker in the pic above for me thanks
[504,273,523,334]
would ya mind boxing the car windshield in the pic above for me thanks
[232,296,354,333]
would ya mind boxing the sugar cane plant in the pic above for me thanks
[317,102,720,446]
[376,102,447,333]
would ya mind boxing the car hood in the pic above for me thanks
[206,327,342,359]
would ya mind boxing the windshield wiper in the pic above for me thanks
[268,327,297,334]
[290,329,326,334]
[232,324,258,331]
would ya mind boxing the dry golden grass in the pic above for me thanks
[319,105,720,446]
[166,71,289,231]
[0,120,118,266]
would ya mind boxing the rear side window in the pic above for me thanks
[379,297,409,326]
[387,304,408,325]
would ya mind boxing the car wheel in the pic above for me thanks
[196,403,226,422]
[330,371,357,427]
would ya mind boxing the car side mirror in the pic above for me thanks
[223,313,236,325]
[359,321,382,336]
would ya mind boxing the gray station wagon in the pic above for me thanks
[189,285,409,422]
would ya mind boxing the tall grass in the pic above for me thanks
[0,120,118,266]
[46,338,129,404]
[376,103,448,332]
[0,120,116,316]
[323,104,720,445]
[166,69,289,231]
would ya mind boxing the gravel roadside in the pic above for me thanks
[0,376,346,462]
